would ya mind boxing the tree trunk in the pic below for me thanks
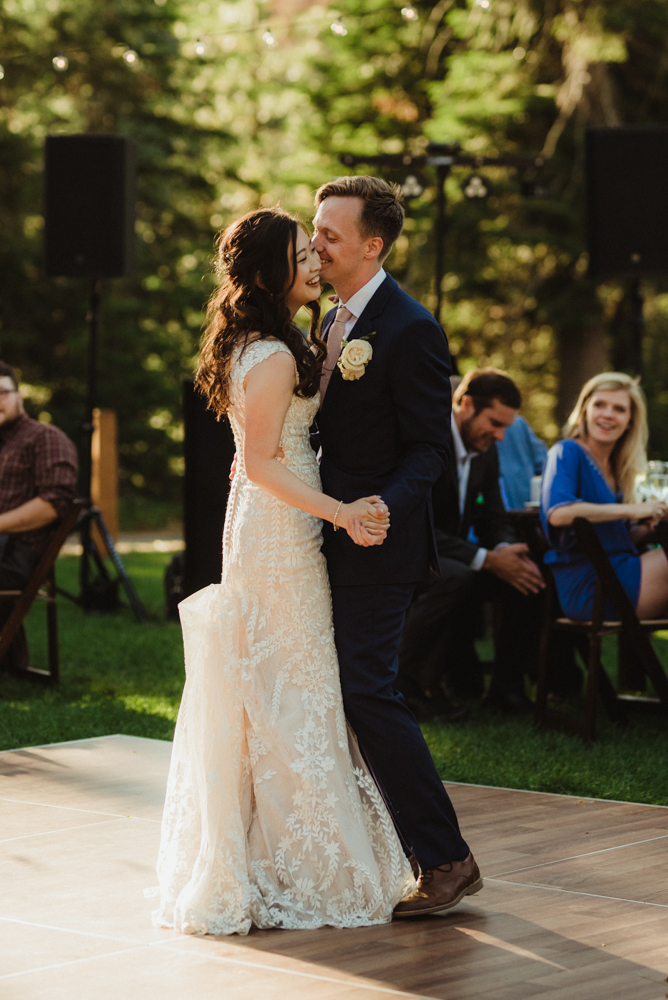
[556,322,610,425]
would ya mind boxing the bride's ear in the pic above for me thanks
[256,271,268,291]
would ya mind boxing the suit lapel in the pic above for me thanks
[464,454,485,526]
[321,305,337,342]
[319,275,397,415]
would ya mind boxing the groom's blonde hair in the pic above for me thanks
[315,175,404,261]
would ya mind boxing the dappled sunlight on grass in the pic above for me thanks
[423,709,668,806]
[0,553,184,750]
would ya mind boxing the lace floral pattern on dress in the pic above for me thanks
[154,337,413,935]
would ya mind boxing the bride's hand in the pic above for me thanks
[337,496,389,546]
[337,496,389,531]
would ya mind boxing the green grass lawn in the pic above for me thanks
[0,553,183,749]
[1,552,667,806]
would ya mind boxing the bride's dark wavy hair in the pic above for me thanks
[196,207,326,417]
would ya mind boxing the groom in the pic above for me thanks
[313,176,482,916]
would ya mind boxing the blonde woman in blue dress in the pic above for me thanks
[541,372,668,621]
[154,207,414,936]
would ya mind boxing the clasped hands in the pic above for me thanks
[338,496,390,548]
[483,543,545,595]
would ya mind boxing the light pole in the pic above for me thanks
[339,143,545,334]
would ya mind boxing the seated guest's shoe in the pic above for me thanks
[481,689,531,713]
[393,853,483,918]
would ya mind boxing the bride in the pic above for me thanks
[154,207,415,936]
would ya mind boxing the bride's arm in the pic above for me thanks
[244,353,388,539]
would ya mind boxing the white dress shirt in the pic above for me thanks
[451,414,487,571]
[338,268,386,340]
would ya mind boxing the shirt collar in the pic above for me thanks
[341,267,386,321]
[451,412,478,462]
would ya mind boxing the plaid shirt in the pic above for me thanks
[0,414,78,552]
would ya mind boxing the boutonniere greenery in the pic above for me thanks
[337,332,376,381]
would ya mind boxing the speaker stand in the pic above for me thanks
[58,506,147,621]
[62,278,148,622]
[629,278,645,378]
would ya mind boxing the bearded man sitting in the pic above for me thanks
[0,362,78,670]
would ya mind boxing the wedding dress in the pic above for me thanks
[154,337,414,936]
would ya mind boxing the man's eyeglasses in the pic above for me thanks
[0,390,18,400]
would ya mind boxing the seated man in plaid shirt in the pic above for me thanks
[0,362,78,669]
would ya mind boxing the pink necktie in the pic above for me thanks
[320,305,353,401]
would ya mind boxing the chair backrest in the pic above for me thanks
[512,511,549,564]
[572,517,639,628]
[27,500,85,595]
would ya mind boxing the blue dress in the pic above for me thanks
[540,439,641,620]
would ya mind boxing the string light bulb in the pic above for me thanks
[262,30,276,48]
[401,5,418,20]
[401,175,423,199]
[193,39,207,57]
[0,65,4,81]
[123,49,138,65]
[331,19,347,36]
[462,174,490,200]
[52,53,69,71]
[476,0,491,7]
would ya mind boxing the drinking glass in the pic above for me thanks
[647,472,668,501]
[635,473,651,502]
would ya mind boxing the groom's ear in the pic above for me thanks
[364,236,384,261]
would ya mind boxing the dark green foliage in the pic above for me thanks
[0,0,216,516]
[4,0,668,522]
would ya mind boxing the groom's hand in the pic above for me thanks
[346,521,387,546]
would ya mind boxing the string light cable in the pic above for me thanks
[0,0,463,79]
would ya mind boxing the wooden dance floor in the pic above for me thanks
[1,735,666,999]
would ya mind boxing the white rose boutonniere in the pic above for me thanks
[337,335,375,381]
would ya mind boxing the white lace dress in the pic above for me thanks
[154,338,414,936]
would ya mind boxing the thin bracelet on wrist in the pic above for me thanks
[333,499,344,531]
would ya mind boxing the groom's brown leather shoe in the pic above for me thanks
[393,853,482,918]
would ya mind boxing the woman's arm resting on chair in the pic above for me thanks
[549,499,666,527]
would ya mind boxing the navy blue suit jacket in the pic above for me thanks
[317,274,452,586]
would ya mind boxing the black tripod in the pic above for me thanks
[58,279,147,623]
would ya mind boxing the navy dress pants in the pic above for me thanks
[331,583,470,871]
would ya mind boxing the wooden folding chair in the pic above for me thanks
[0,500,84,685]
[534,516,668,742]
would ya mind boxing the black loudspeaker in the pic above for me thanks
[586,126,668,280]
[44,134,136,278]
[182,379,236,598]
